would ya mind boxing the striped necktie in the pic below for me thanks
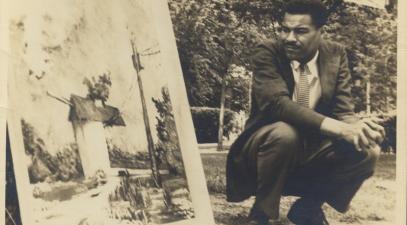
[297,63,311,108]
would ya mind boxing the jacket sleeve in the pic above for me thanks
[251,42,326,130]
[331,46,358,124]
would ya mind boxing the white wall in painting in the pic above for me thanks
[73,120,110,177]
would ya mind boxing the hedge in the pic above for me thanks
[379,113,396,153]
[190,107,237,143]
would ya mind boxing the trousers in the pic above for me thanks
[241,122,379,219]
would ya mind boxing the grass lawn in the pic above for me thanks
[201,153,396,225]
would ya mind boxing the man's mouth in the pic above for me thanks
[284,45,300,52]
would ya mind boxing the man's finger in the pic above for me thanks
[358,131,370,148]
[364,116,384,123]
[362,124,382,144]
[370,144,381,155]
[371,117,385,124]
[362,122,386,145]
[364,120,385,137]
[364,119,384,131]
[367,129,383,144]
[353,135,362,151]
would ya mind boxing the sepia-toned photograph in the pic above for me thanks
[4,0,405,225]
[168,0,399,224]
[5,1,213,225]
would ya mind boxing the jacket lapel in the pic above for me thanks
[277,39,339,101]
[282,58,295,96]
[317,41,338,105]
[276,40,295,96]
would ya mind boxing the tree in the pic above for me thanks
[169,0,279,145]
[169,0,397,143]
[323,2,397,113]
[169,0,264,111]
[152,86,186,177]
[83,72,112,105]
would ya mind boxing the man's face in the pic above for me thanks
[279,13,322,62]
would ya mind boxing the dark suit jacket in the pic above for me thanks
[226,39,357,202]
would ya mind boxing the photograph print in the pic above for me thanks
[6,0,211,225]
[168,0,398,224]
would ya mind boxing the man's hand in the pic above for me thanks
[340,119,385,151]
[320,117,385,151]
[362,117,386,143]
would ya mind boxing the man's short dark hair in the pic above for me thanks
[282,0,328,28]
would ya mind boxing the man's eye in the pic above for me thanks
[279,27,290,33]
[295,29,309,34]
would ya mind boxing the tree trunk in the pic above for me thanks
[217,79,226,151]
[366,77,371,115]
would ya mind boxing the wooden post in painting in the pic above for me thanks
[130,40,161,187]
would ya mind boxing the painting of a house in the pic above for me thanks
[6,0,214,224]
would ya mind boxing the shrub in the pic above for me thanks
[152,86,186,177]
[190,107,238,143]
[22,119,83,183]
[379,113,396,153]
[53,143,84,181]
[107,141,151,169]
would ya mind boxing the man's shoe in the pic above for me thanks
[247,220,268,225]
[287,198,329,225]
[247,216,269,225]
[248,220,283,225]
[248,203,270,225]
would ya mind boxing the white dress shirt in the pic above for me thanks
[291,51,321,109]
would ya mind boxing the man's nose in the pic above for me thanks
[285,31,296,42]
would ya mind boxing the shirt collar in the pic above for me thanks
[291,50,319,71]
